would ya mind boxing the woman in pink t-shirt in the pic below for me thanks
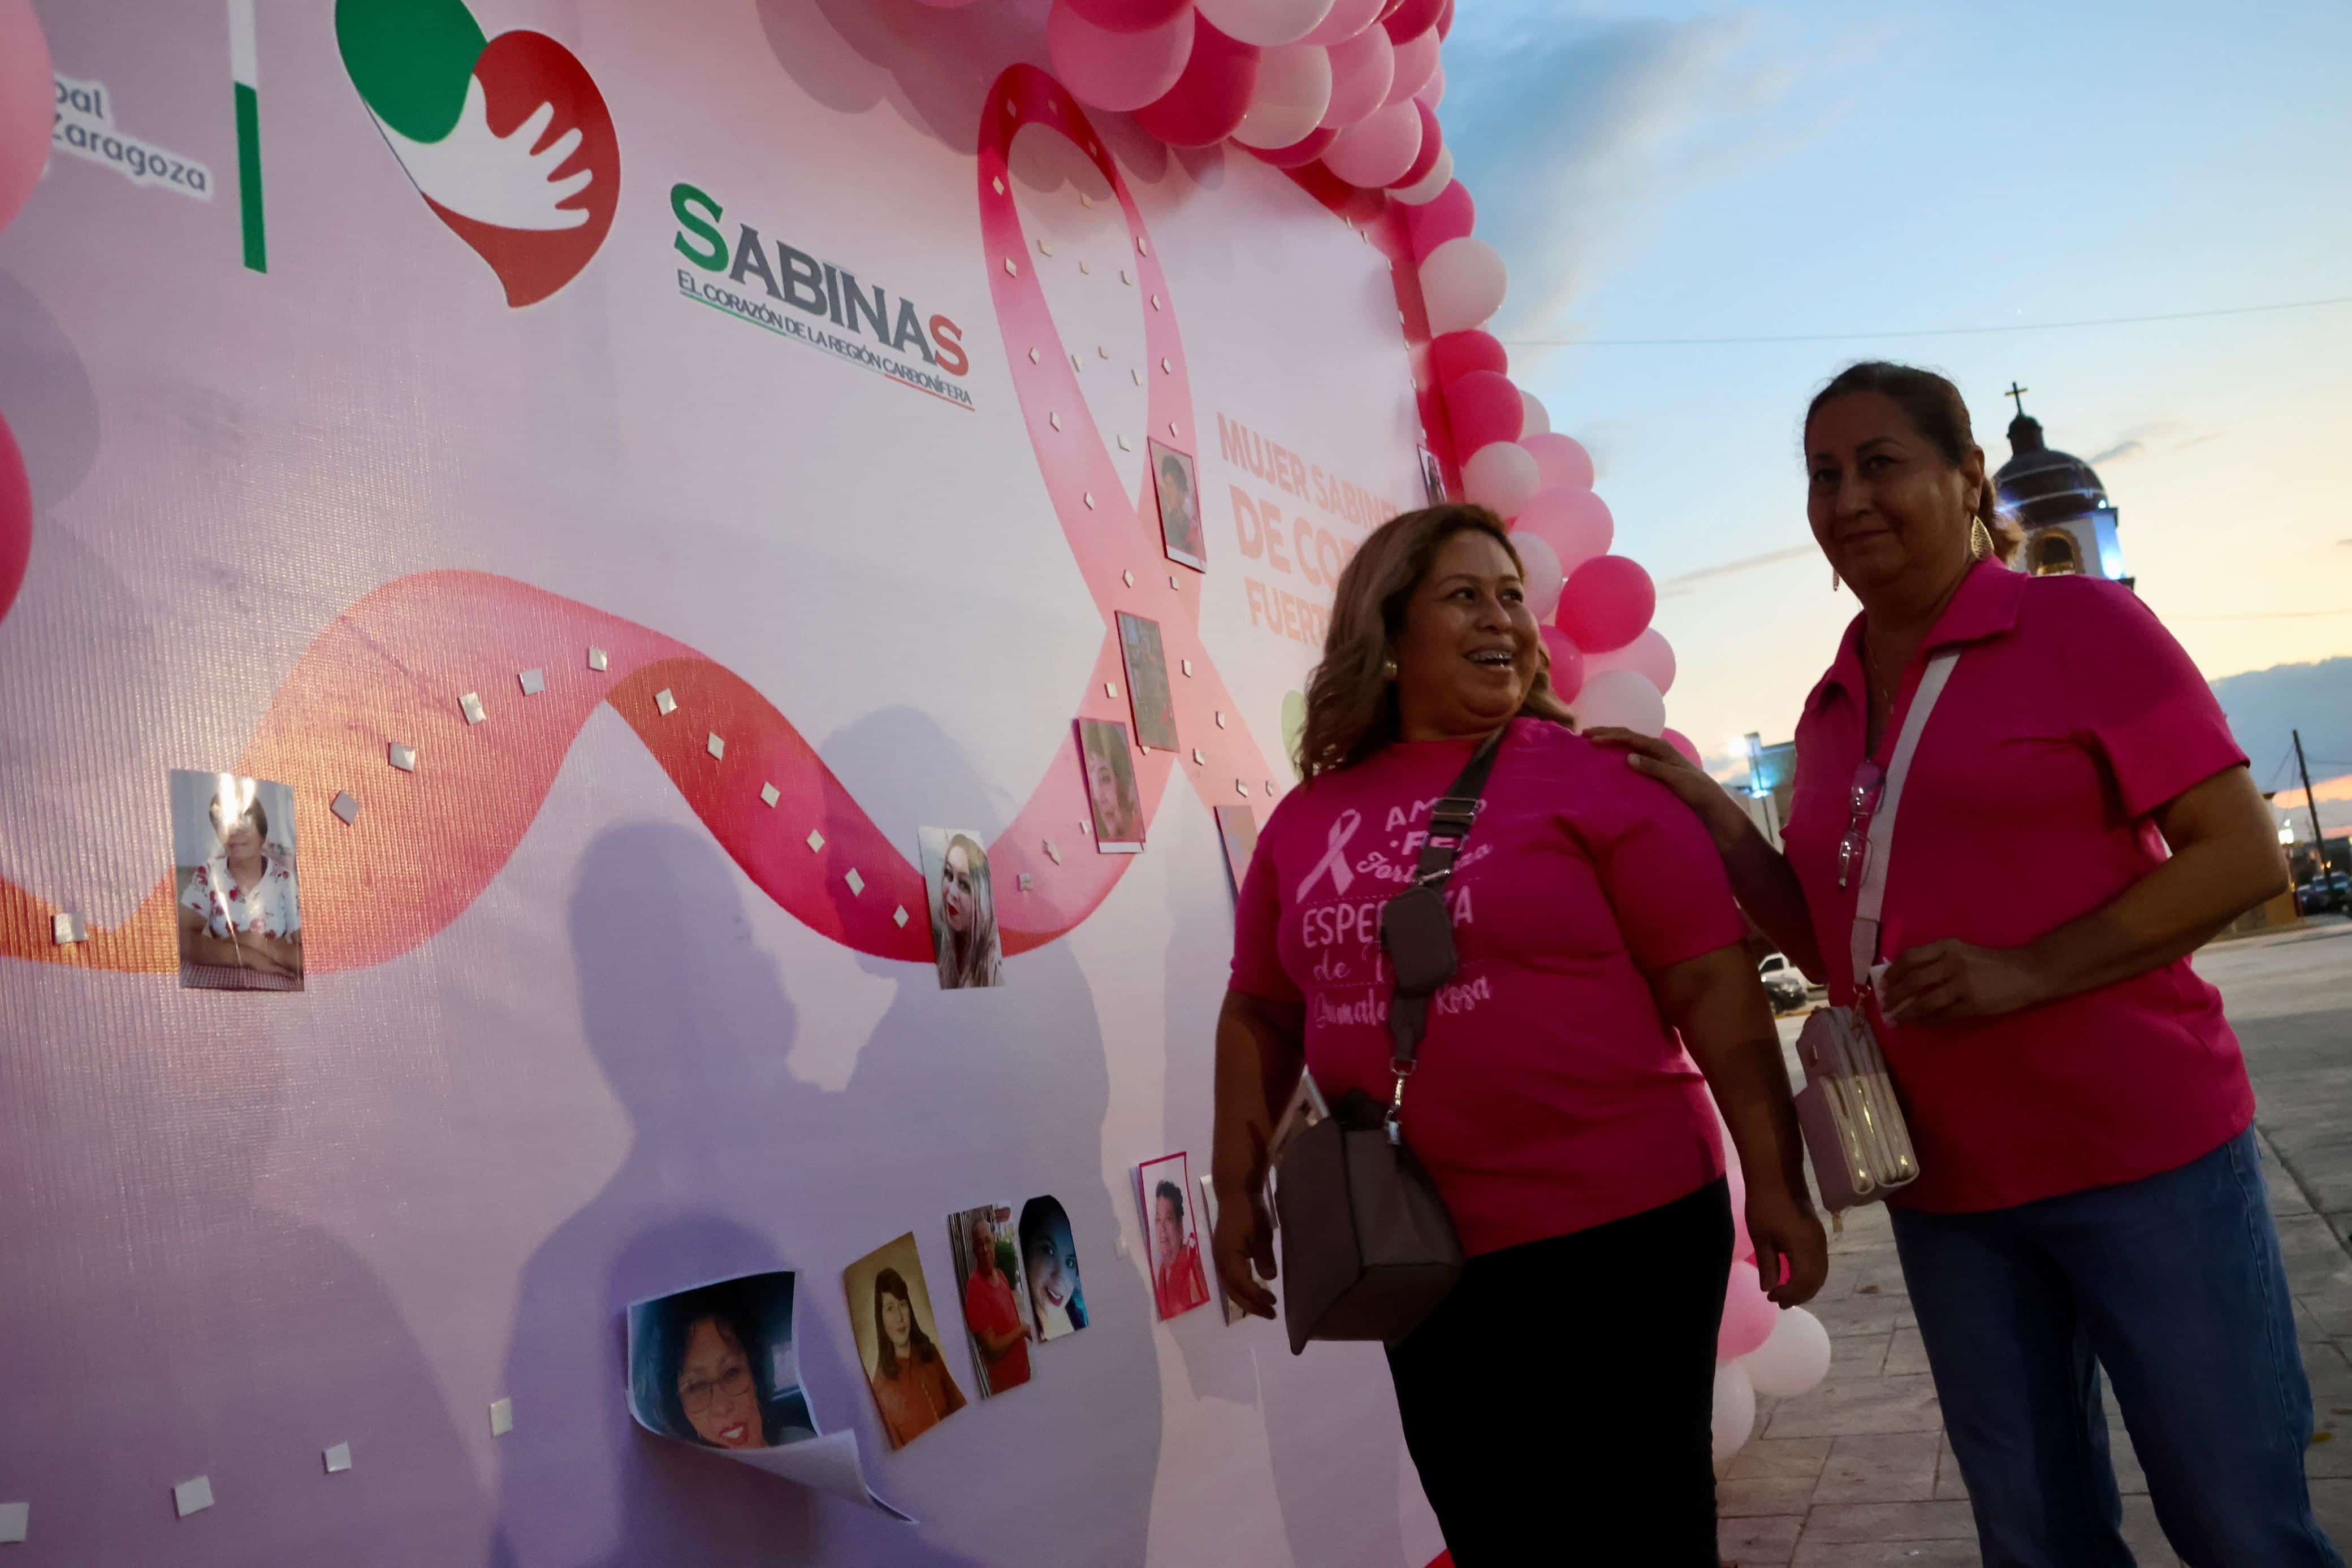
[1212,504,1826,1566]
[1601,362,2340,1568]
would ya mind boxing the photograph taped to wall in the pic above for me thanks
[946,1204,1034,1397]
[918,827,1004,990]
[1017,1196,1088,1342]
[1212,804,1259,895]
[844,1232,966,1450]
[1138,1153,1212,1322]
[1116,612,1178,752]
[1076,718,1145,853]
[170,770,302,991]
[626,1272,816,1452]
[1419,445,1446,505]
[1149,439,1206,572]
[1195,1176,1253,1325]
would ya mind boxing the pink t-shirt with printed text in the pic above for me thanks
[1230,718,1745,1257]
[1783,562,2255,1212]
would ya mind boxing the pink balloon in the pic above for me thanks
[1385,26,1440,105]
[1049,1,1197,111]
[0,411,28,625]
[1663,729,1704,769]
[1195,0,1335,47]
[1584,627,1676,697]
[1318,23,1393,127]
[1521,430,1595,491]
[1407,180,1473,261]
[1415,60,1445,109]
[1391,98,1442,188]
[1302,0,1385,45]
[1134,16,1261,145]
[1065,0,1192,28]
[1511,488,1613,573]
[1538,626,1585,704]
[1719,1261,1779,1361]
[1382,0,1445,38]
[1322,99,1420,187]
[1443,370,1524,454]
[1514,534,1563,621]
[1231,41,1331,148]
[0,0,51,238]
[1461,440,1540,518]
[1248,124,1338,167]
[1429,329,1507,388]
[1557,555,1656,654]
[1436,0,1455,38]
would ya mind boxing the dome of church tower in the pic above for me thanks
[1994,412,2108,528]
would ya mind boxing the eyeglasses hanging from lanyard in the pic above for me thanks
[1836,759,1887,891]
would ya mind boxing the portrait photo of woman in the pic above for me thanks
[919,826,1004,990]
[1017,1195,1088,1341]
[1139,1154,1210,1321]
[1077,718,1145,852]
[1150,439,1205,571]
[843,1234,966,1450]
[625,1272,816,1452]
[170,770,302,991]
[1117,612,1180,753]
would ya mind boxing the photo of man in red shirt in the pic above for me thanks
[952,1206,1033,1397]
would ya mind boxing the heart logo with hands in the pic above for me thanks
[336,0,620,307]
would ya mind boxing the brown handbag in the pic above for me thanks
[1272,728,1505,1355]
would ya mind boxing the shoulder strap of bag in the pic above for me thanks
[1850,650,1960,989]
[1385,725,1509,1071]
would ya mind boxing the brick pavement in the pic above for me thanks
[1720,917,2352,1566]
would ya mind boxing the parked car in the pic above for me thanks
[2299,877,2348,916]
[1757,952,1811,1013]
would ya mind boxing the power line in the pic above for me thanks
[1502,293,2352,349]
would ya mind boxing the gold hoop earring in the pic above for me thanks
[1970,517,1995,561]
[1381,655,1399,680]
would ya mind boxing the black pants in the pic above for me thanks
[1386,1180,1733,1567]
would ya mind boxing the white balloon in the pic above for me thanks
[1573,669,1666,737]
[1419,235,1506,335]
[1741,1307,1832,1400]
[1196,0,1335,47]
[1461,441,1539,518]
[1581,626,1676,696]
[1711,1361,1758,1465]
[1390,144,1452,205]
[1231,41,1333,148]
[1519,389,1550,438]
[1513,533,1563,620]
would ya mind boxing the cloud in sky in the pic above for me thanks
[1656,543,1817,596]
[2086,438,2145,465]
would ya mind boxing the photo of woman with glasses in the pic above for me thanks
[626,1272,815,1451]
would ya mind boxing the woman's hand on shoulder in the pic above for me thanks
[1584,727,1747,847]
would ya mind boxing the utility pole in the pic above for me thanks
[2295,729,2324,854]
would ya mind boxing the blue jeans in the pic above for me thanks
[1891,1129,2343,1568]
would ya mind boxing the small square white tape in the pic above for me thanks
[1180,659,1193,677]
[992,176,1005,194]
[1084,492,1095,510]
[1044,839,1061,864]
[1121,570,1134,587]
[460,693,487,725]
[323,1443,352,1474]
[892,905,908,928]
[330,792,360,826]
[1131,369,1142,386]
[806,829,825,854]
[388,743,417,772]
[1071,353,1082,372]
[706,733,725,760]
[1105,682,1118,698]
[517,668,546,696]
[51,912,85,945]
[1160,357,1171,374]
[587,647,609,672]
[760,783,780,808]
[1118,434,1131,451]
[1080,192,1092,208]
[1004,257,1018,277]
[1235,779,1251,796]
[1017,873,1034,891]
[1037,238,1052,256]
[1265,780,1277,796]
[1191,748,1204,764]
[1137,236,1148,255]
[0,1501,26,1544]
[1050,412,1062,431]
[173,1476,213,1518]
[1216,711,1227,728]
[1169,421,1179,437]
[654,689,676,716]
[488,1398,514,1437]
[845,869,865,896]
[1120,267,1131,285]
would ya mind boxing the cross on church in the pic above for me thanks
[2005,382,2030,418]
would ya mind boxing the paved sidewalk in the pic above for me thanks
[1723,917,2352,1566]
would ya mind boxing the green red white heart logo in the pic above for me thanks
[336,0,619,307]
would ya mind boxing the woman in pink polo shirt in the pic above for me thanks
[1602,362,2339,1568]
[1210,503,1827,1565]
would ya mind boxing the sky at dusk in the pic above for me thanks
[1439,0,2352,803]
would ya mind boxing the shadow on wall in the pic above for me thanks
[0,972,489,1567]
[491,701,1160,1566]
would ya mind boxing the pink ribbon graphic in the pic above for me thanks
[1296,808,1362,900]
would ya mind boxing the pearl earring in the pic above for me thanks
[1381,656,1399,679]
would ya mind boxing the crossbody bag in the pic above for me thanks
[1272,726,1505,1354]
[1791,649,1957,1213]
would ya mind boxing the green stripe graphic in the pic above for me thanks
[235,81,265,272]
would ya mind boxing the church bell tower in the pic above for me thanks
[1992,383,2132,589]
